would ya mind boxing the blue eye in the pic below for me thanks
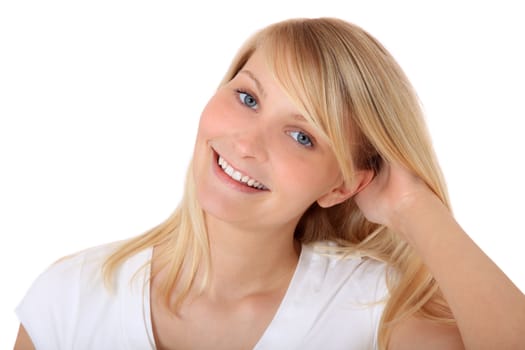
[288,131,313,147]
[237,90,258,109]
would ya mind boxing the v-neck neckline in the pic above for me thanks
[252,243,309,348]
[141,244,309,349]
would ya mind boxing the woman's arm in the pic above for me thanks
[13,324,35,350]
[388,315,464,350]
[355,164,525,349]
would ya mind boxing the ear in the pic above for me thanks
[316,170,374,208]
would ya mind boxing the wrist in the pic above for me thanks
[390,191,450,244]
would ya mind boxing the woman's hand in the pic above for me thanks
[354,162,444,235]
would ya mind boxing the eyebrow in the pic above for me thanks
[293,114,307,122]
[238,69,266,97]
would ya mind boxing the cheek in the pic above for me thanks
[198,90,241,133]
[275,145,342,198]
[197,98,224,138]
[273,156,335,198]
[193,99,224,170]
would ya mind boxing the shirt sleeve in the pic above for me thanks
[368,261,390,350]
[15,254,84,350]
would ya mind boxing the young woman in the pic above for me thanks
[14,17,525,350]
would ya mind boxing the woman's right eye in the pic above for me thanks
[236,90,259,110]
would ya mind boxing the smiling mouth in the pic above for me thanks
[217,156,269,191]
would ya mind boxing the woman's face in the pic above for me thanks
[192,49,353,234]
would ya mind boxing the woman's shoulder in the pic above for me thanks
[17,240,153,309]
[15,241,154,349]
[25,241,138,289]
[258,241,389,349]
[301,241,389,297]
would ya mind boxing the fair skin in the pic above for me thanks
[14,49,525,349]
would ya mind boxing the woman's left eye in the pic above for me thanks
[237,90,258,110]
[288,131,313,147]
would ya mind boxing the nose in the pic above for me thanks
[231,125,268,162]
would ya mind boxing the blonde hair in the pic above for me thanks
[104,17,454,349]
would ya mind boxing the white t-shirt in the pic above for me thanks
[16,242,388,349]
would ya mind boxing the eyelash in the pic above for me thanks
[287,130,315,148]
[235,89,259,110]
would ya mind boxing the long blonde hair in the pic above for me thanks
[104,17,454,349]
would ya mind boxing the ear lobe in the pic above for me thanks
[316,170,375,208]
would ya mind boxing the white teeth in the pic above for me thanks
[232,171,242,181]
[217,155,267,190]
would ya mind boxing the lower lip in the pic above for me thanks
[212,152,266,193]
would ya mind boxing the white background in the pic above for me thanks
[1,0,524,347]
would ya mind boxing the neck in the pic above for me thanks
[204,214,301,300]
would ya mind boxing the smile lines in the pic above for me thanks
[218,156,268,190]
